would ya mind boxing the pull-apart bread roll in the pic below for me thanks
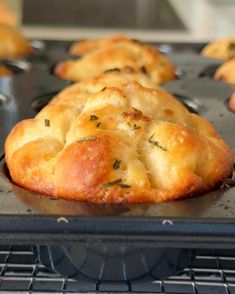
[5,71,233,204]
[215,58,235,85]
[201,36,235,61]
[0,24,33,59]
[55,35,175,84]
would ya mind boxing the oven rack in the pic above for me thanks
[0,245,235,293]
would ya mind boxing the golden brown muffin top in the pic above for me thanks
[5,72,233,204]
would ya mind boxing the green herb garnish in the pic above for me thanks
[78,137,97,142]
[119,183,131,188]
[104,68,120,73]
[44,119,50,127]
[148,134,167,151]
[90,115,98,121]
[141,66,147,74]
[113,159,121,169]
[229,42,235,50]
[127,122,141,130]
[102,179,122,188]
[132,124,141,130]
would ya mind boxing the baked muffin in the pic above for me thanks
[0,24,33,59]
[214,58,235,84]
[0,64,12,77]
[201,36,235,61]
[5,74,233,204]
[55,35,175,84]
[229,92,235,112]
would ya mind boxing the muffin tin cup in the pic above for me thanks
[0,41,235,283]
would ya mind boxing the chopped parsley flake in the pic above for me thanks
[148,134,167,151]
[78,137,97,142]
[102,179,122,188]
[127,122,141,130]
[90,115,98,121]
[44,119,50,127]
[113,159,121,169]
[119,183,131,188]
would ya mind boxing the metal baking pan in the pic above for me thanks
[0,40,235,282]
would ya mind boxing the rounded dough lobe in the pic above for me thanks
[10,139,62,195]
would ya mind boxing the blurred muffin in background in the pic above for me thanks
[201,36,235,61]
[56,34,175,84]
[214,58,235,85]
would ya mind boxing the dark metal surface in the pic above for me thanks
[0,41,234,247]
[0,245,235,293]
[35,244,195,282]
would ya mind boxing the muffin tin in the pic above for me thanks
[0,40,234,282]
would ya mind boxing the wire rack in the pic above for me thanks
[0,246,235,293]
